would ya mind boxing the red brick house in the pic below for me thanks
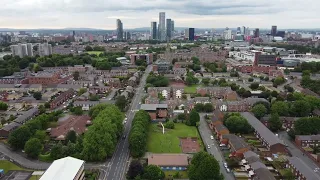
[140,104,168,121]
[50,88,75,110]
[209,109,224,129]
[286,157,320,180]
[221,134,250,158]
[196,87,237,100]
[295,135,320,148]
[214,124,229,139]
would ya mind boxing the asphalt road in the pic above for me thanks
[278,131,320,175]
[199,113,235,180]
[103,65,152,180]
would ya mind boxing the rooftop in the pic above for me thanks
[288,157,320,180]
[140,104,168,111]
[148,154,189,167]
[40,157,84,180]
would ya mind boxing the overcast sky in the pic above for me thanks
[1,0,319,30]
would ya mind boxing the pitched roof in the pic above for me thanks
[241,112,283,146]
[14,107,38,124]
[296,135,320,141]
[148,154,189,167]
[1,122,21,131]
[215,124,228,132]
[288,157,320,180]
[254,168,276,180]
[40,157,84,180]
[244,151,260,164]
[50,115,91,140]
[222,134,249,151]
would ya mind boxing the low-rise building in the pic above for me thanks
[286,157,320,180]
[196,87,238,100]
[221,134,249,158]
[0,122,21,138]
[14,107,39,124]
[73,101,100,111]
[213,124,229,139]
[147,154,189,171]
[50,89,75,110]
[241,112,287,154]
[27,71,61,85]
[140,104,168,121]
[295,135,320,148]
[40,156,85,180]
[50,115,91,141]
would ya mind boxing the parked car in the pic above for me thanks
[224,162,228,168]
[220,144,226,147]
[226,168,230,173]
[207,145,211,149]
[210,135,214,140]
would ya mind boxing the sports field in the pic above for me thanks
[147,123,202,153]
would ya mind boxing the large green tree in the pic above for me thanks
[115,95,127,111]
[290,100,311,117]
[268,113,282,132]
[251,104,267,119]
[24,138,42,158]
[189,109,200,126]
[142,165,165,180]
[65,130,77,143]
[127,160,144,179]
[8,126,32,150]
[0,101,8,110]
[188,151,223,180]
[33,91,42,100]
[271,101,289,116]
[225,115,252,134]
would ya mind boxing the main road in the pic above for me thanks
[199,113,235,180]
[103,65,152,180]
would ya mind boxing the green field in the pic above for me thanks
[184,85,199,94]
[87,51,104,55]
[147,123,201,153]
[0,160,27,173]
[164,170,188,179]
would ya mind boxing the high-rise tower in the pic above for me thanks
[151,22,157,40]
[158,12,166,41]
[116,19,123,41]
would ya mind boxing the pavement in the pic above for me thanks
[103,65,152,180]
[198,113,235,180]
[278,131,320,175]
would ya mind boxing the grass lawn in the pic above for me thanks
[29,176,41,180]
[0,160,28,173]
[164,170,188,179]
[87,51,104,55]
[147,123,201,153]
[184,85,199,94]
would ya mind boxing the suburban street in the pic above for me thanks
[278,131,320,176]
[199,113,235,180]
[103,65,152,180]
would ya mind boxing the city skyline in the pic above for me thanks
[0,0,320,29]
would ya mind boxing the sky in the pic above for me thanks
[0,0,320,30]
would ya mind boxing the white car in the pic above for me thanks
[210,135,214,140]
[207,145,211,149]
[224,162,228,168]
[220,144,226,147]
[124,120,127,124]
[226,168,230,173]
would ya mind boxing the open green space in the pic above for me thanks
[164,170,188,179]
[184,85,199,94]
[0,160,28,173]
[87,51,104,55]
[147,123,201,153]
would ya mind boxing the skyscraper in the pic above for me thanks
[39,43,52,57]
[241,26,246,35]
[158,12,166,41]
[171,20,175,37]
[116,19,123,41]
[236,27,241,34]
[166,19,172,41]
[151,22,157,40]
[188,28,195,41]
[271,26,277,36]
[254,28,260,38]
[27,43,33,57]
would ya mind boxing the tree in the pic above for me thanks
[189,110,200,126]
[271,101,289,116]
[164,121,175,129]
[65,130,77,143]
[142,165,165,180]
[115,95,127,111]
[269,113,282,132]
[24,138,42,158]
[202,78,210,85]
[248,77,254,82]
[50,142,64,160]
[73,107,83,115]
[251,104,267,119]
[33,91,42,100]
[8,126,32,150]
[127,160,144,179]
[274,77,285,85]
[188,151,223,180]
[33,130,47,143]
[203,103,213,112]
[225,115,252,134]
[44,102,50,109]
[194,104,204,112]
[250,82,259,90]
[0,101,8,110]
[271,91,278,98]
[78,88,87,95]
[290,100,311,117]
[177,113,186,120]
[85,46,93,51]
[293,117,320,135]
[283,169,295,180]
[73,71,80,80]
[39,105,46,114]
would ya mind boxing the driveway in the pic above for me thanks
[199,113,235,180]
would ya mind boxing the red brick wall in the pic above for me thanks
[149,112,157,120]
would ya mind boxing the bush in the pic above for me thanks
[164,121,175,129]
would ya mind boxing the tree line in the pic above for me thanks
[129,110,151,157]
